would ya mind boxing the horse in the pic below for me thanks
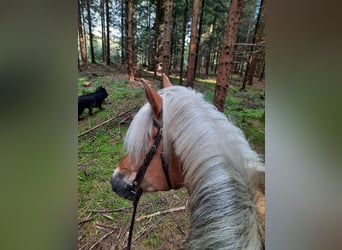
[111,74,265,249]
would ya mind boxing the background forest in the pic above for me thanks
[78,0,265,249]
[78,0,264,93]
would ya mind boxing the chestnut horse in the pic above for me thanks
[111,74,264,249]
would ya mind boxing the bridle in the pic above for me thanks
[126,109,172,250]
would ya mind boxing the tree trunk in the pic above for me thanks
[213,0,244,112]
[121,0,126,65]
[194,0,205,76]
[78,56,81,71]
[213,50,220,74]
[161,0,173,86]
[169,12,177,73]
[126,0,134,80]
[258,61,265,80]
[241,0,263,90]
[78,0,87,67]
[247,2,264,85]
[106,0,111,65]
[81,4,88,61]
[179,0,188,85]
[205,15,216,78]
[147,0,153,68]
[86,0,96,64]
[186,0,200,88]
[153,0,164,79]
[100,0,106,63]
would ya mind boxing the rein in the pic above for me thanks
[126,111,172,250]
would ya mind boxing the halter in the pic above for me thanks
[126,110,172,250]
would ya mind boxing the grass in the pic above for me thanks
[197,78,265,151]
[78,66,264,249]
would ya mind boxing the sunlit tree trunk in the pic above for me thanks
[78,0,87,67]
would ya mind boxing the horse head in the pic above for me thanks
[110,74,183,201]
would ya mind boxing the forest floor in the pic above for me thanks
[78,64,265,250]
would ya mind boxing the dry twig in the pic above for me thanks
[78,106,138,137]
[102,214,113,220]
[88,207,132,214]
[136,206,186,222]
[88,229,116,250]
[78,217,95,225]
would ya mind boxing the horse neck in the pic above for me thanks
[160,87,263,248]
[186,165,262,250]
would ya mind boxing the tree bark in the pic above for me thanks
[161,0,173,87]
[194,0,205,75]
[86,0,96,64]
[100,0,106,63]
[78,0,87,67]
[258,61,265,80]
[179,0,188,85]
[241,0,264,90]
[126,0,134,80]
[121,0,126,65]
[186,0,200,88]
[153,0,164,79]
[147,0,153,68]
[213,0,244,112]
[106,0,111,65]
[169,12,177,73]
[81,3,88,61]
[247,1,264,85]
[205,15,216,78]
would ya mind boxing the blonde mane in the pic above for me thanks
[125,85,264,249]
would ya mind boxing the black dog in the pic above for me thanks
[78,86,109,120]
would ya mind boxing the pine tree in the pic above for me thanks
[127,0,134,80]
[214,0,244,112]
[162,0,173,84]
[186,0,200,87]
[78,0,87,67]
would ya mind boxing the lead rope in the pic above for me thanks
[127,189,142,250]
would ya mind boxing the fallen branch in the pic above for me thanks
[78,106,138,138]
[88,229,116,250]
[136,206,186,222]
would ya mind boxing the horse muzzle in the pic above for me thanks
[110,171,135,201]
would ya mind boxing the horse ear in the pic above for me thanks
[162,73,172,88]
[141,78,162,117]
